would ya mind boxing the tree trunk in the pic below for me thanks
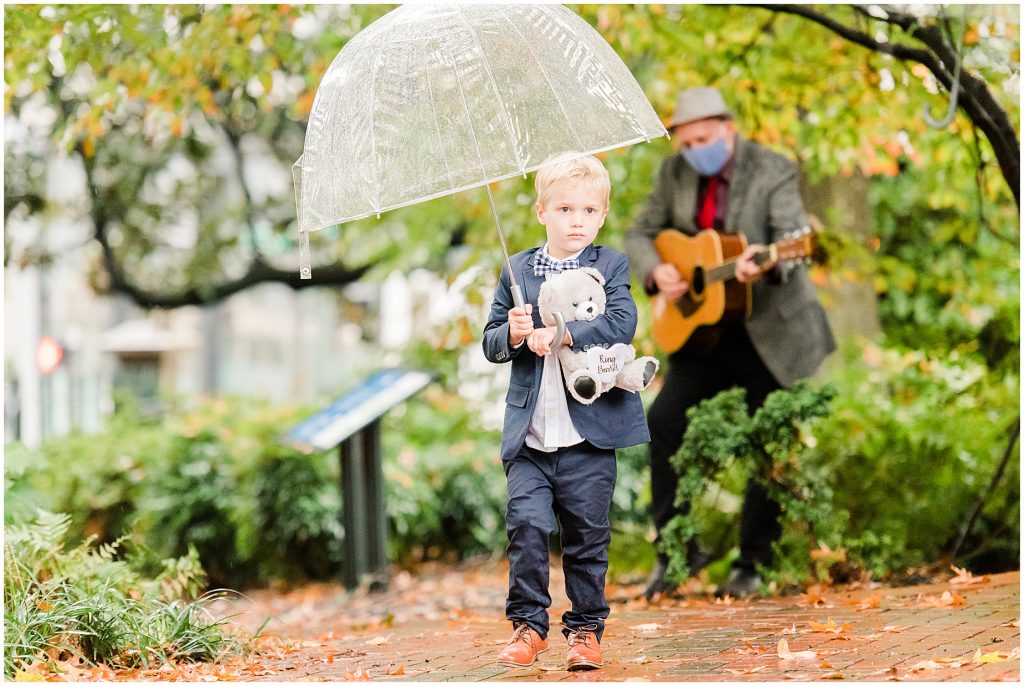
[800,170,882,374]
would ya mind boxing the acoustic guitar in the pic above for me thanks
[650,227,818,354]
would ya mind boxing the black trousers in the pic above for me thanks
[647,324,782,571]
[503,441,617,641]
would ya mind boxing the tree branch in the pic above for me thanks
[947,416,1020,560]
[77,136,370,309]
[755,4,1020,208]
[957,488,1019,563]
[220,120,264,258]
[101,249,371,309]
[886,8,1020,205]
[753,4,932,62]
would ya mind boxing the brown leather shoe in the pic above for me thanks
[496,624,548,668]
[566,627,602,670]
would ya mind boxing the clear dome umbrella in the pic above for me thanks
[294,3,667,315]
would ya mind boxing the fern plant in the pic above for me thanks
[3,510,240,679]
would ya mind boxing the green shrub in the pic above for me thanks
[4,397,348,589]
[870,169,1020,374]
[660,383,837,586]
[608,443,656,580]
[383,395,507,563]
[170,397,345,585]
[4,408,172,544]
[10,341,1015,593]
[132,432,255,588]
[806,343,1020,576]
[3,511,239,679]
[382,391,655,568]
[5,391,518,586]
[236,451,343,582]
[659,341,1020,588]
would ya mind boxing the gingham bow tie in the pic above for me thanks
[534,252,581,277]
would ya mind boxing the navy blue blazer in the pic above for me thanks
[482,244,651,461]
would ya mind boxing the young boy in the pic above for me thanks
[481,154,650,671]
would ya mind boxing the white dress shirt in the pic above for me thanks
[524,244,585,452]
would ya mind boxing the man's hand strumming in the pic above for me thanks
[652,263,689,300]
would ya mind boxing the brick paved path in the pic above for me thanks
[217,561,1019,682]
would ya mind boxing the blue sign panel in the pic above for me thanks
[284,368,432,452]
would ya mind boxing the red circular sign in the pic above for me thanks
[36,336,64,375]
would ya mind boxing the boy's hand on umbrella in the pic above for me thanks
[508,305,534,346]
[527,326,561,356]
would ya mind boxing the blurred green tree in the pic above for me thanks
[4,4,1018,310]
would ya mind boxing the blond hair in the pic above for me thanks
[534,153,610,208]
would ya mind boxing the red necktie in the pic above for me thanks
[698,175,720,230]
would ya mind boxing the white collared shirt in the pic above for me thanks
[524,244,585,452]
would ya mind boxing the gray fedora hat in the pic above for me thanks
[669,86,732,128]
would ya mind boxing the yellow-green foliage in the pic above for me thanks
[4,511,236,678]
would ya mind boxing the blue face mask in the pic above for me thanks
[680,136,730,177]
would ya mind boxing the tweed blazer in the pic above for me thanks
[482,244,651,461]
[624,137,835,387]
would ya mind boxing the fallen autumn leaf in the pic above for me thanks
[344,668,371,681]
[972,648,1010,664]
[950,565,990,587]
[629,623,662,632]
[854,593,883,609]
[778,639,817,660]
[924,590,967,607]
[808,617,853,634]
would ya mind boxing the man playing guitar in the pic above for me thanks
[624,86,836,600]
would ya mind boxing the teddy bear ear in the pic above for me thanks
[580,267,605,286]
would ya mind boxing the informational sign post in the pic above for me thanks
[285,368,432,589]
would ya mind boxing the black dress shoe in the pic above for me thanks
[714,567,762,599]
[644,546,712,600]
[644,557,675,600]
[687,546,712,577]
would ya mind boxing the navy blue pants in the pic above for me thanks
[503,441,616,642]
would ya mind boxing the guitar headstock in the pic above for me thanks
[774,226,824,266]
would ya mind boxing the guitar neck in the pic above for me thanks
[705,245,776,284]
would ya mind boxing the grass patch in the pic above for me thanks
[4,511,244,678]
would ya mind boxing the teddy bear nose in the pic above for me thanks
[575,301,597,321]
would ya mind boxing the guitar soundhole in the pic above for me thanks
[676,266,706,316]
[691,267,705,295]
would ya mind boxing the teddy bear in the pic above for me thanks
[537,267,659,405]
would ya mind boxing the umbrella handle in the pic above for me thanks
[511,283,565,351]
[511,283,525,311]
[551,312,566,352]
